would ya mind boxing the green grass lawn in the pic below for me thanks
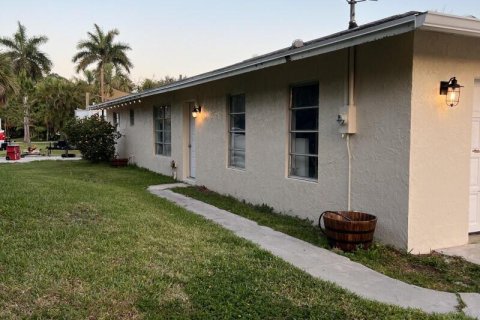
[0,161,471,319]
[173,186,480,294]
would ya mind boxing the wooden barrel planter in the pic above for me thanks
[319,211,377,252]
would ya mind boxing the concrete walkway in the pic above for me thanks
[148,184,480,318]
[438,244,480,265]
[0,156,81,164]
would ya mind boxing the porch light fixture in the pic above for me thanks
[192,105,201,118]
[440,77,463,107]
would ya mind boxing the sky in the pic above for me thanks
[1,0,479,84]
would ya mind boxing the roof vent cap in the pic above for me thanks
[292,39,304,48]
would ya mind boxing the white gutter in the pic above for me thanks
[417,11,480,38]
[89,56,288,110]
[290,14,419,62]
[90,12,423,110]
[90,11,480,110]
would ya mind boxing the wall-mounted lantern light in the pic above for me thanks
[440,77,463,107]
[192,105,201,118]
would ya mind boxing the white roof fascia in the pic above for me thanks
[89,14,423,110]
[417,11,480,38]
[89,57,287,110]
[290,14,418,61]
[90,11,480,111]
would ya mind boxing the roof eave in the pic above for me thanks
[90,13,424,111]
[290,13,420,62]
[90,11,480,111]
[417,11,480,38]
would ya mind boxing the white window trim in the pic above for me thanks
[228,94,246,169]
[154,105,172,157]
[288,83,319,181]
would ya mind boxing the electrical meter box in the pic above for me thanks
[338,104,357,134]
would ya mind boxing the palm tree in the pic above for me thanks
[103,63,134,94]
[0,22,52,81]
[0,53,19,105]
[72,24,132,102]
[0,22,51,143]
[83,70,95,86]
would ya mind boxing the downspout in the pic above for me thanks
[346,47,355,211]
[347,134,352,211]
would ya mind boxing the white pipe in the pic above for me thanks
[348,47,355,106]
[346,46,355,211]
[347,134,352,211]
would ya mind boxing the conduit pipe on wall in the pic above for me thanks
[346,46,355,211]
[347,134,352,211]
[348,47,355,113]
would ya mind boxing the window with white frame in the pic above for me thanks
[154,105,171,156]
[289,83,319,179]
[228,94,245,168]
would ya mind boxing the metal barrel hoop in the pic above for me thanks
[319,210,354,236]
[318,211,333,236]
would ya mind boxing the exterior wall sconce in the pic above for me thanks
[440,77,463,107]
[192,105,201,118]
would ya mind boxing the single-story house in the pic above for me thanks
[90,11,480,254]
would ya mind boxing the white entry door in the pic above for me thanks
[189,114,196,178]
[469,80,480,233]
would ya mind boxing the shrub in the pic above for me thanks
[64,115,121,162]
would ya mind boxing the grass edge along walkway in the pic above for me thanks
[171,186,480,295]
[155,185,470,315]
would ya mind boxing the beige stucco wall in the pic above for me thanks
[409,31,480,253]
[352,34,413,248]
[107,91,182,176]
[193,54,351,230]
[108,33,416,249]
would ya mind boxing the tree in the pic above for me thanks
[72,24,132,102]
[0,22,52,81]
[138,74,187,92]
[32,76,83,140]
[64,115,120,162]
[109,68,134,93]
[0,98,23,136]
[139,78,158,91]
[83,70,95,86]
[0,22,52,143]
[17,71,35,143]
[0,53,19,105]
[103,62,134,95]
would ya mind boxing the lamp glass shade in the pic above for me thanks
[446,87,460,107]
[192,105,201,118]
